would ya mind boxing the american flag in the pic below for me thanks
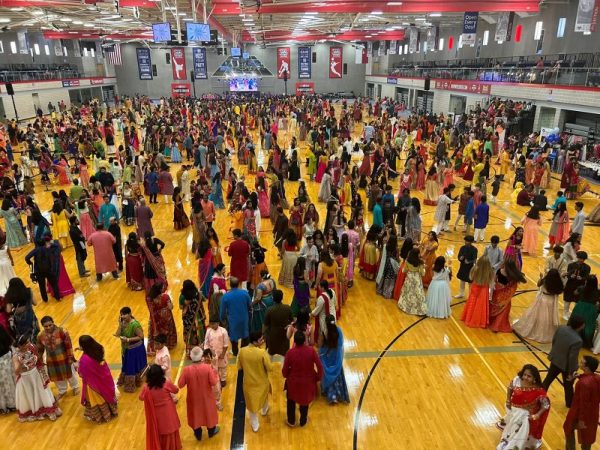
[104,43,122,65]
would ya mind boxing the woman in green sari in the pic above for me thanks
[115,306,148,393]
[571,275,599,348]
[250,270,276,333]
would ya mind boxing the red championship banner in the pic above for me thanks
[434,80,491,94]
[329,47,343,79]
[171,83,191,97]
[277,47,291,79]
[295,82,315,96]
[171,48,187,80]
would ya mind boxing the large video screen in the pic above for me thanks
[229,78,258,92]
[230,47,241,57]
[186,22,211,41]
[152,23,172,42]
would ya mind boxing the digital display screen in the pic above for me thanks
[186,22,211,41]
[152,23,172,42]
[230,47,241,57]
[242,52,249,59]
[229,78,258,92]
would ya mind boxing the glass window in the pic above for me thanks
[483,30,489,46]
[557,18,566,38]
[10,41,17,54]
[63,46,68,56]
[534,21,543,40]
[44,44,50,55]
[34,43,40,55]
[0,41,3,53]
[438,38,444,51]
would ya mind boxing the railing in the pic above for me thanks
[0,69,83,83]
[386,66,600,88]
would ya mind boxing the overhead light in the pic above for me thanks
[84,22,94,27]
[429,13,442,17]
[32,10,45,16]
[0,18,11,23]
[10,7,24,11]
[387,1,403,4]
[402,22,410,25]
[73,20,83,25]
[60,17,73,22]
[121,18,133,21]
[304,12,319,15]
[386,27,395,31]
[176,12,186,16]
[183,18,193,21]
[100,10,110,14]
[365,35,372,37]
[371,11,383,15]
[164,6,176,10]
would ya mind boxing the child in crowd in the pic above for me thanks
[473,195,490,242]
[204,318,230,411]
[455,235,478,299]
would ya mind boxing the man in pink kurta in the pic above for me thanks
[177,346,220,440]
[227,229,250,284]
[87,225,119,281]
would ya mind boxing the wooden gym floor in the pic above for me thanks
[1,117,599,450]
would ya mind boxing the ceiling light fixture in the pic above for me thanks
[32,10,44,16]
[429,13,442,17]
[0,18,11,23]
[60,18,73,22]
[10,7,24,11]
[304,12,319,15]
[73,20,83,25]
[387,2,403,4]
[371,11,383,15]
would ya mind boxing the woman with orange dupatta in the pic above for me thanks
[316,250,340,319]
[497,364,550,450]
[488,259,527,333]
[76,335,118,423]
[140,364,182,450]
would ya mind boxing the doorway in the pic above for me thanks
[449,95,467,115]
[32,93,41,114]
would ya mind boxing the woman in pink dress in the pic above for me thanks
[48,247,75,300]
[548,202,570,246]
[78,200,95,240]
[79,158,90,188]
[315,154,328,183]
[521,206,542,256]
[255,172,270,218]
[415,161,426,190]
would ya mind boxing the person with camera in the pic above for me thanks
[24,234,61,303]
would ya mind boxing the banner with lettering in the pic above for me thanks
[462,12,479,46]
[329,46,343,78]
[409,28,419,53]
[427,27,438,51]
[136,48,153,80]
[495,12,515,41]
[171,47,187,80]
[54,40,63,56]
[388,40,397,55]
[575,0,599,32]
[298,46,311,79]
[277,47,291,79]
[193,48,207,79]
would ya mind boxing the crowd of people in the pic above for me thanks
[0,92,598,450]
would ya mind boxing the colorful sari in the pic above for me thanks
[198,249,215,299]
[125,248,144,291]
[178,292,206,353]
[319,327,350,404]
[488,276,519,333]
[498,386,550,450]
[141,245,168,294]
[147,294,178,353]
[118,319,148,393]
[47,255,75,299]
[77,354,118,423]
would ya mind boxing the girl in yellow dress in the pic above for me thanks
[51,202,71,248]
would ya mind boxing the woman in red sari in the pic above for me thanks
[125,233,144,291]
[146,282,178,355]
[497,364,550,450]
[393,238,415,299]
[488,259,527,333]
[140,364,182,450]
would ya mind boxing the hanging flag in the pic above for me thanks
[462,12,479,46]
[54,40,63,57]
[136,48,153,80]
[277,47,291,79]
[409,28,419,53]
[388,41,397,55]
[171,47,186,80]
[104,43,122,65]
[17,31,28,54]
[329,47,342,78]
[495,12,515,42]
[355,46,368,64]
[192,48,207,79]
[298,47,311,79]
[574,0,598,32]
[73,40,81,58]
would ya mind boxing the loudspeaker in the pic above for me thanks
[424,77,430,91]
[5,83,14,96]
[312,52,316,63]
[165,53,170,64]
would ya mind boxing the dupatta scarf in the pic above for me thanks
[78,354,117,405]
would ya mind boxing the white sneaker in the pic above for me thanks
[454,293,464,299]
[250,415,259,432]
[563,313,570,321]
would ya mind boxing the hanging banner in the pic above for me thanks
[277,47,291,79]
[355,46,368,64]
[495,12,515,41]
[192,48,207,79]
[171,82,191,97]
[409,28,419,53]
[171,47,187,80]
[296,82,315,95]
[388,40,397,55]
[298,46,311,79]
[73,40,81,57]
[367,41,373,57]
[427,27,438,51]
[462,12,479,46]
[329,46,343,78]
[17,31,28,54]
[575,0,599,32]
[96,41,104,62]
[377,41,384,56]
[136,48,153,80]
[54,40,63,56]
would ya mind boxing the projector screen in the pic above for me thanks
[186,22,211,41]
[152,23,172,42]
[229,78,258,92]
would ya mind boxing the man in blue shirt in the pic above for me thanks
[98,195,119,230]
[473,195,490,242]
[372,197,383,228]
[549,190,567,210]
[220,277,252,355]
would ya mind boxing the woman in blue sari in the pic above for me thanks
[319,315,350,404]
[209,172,225,209]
